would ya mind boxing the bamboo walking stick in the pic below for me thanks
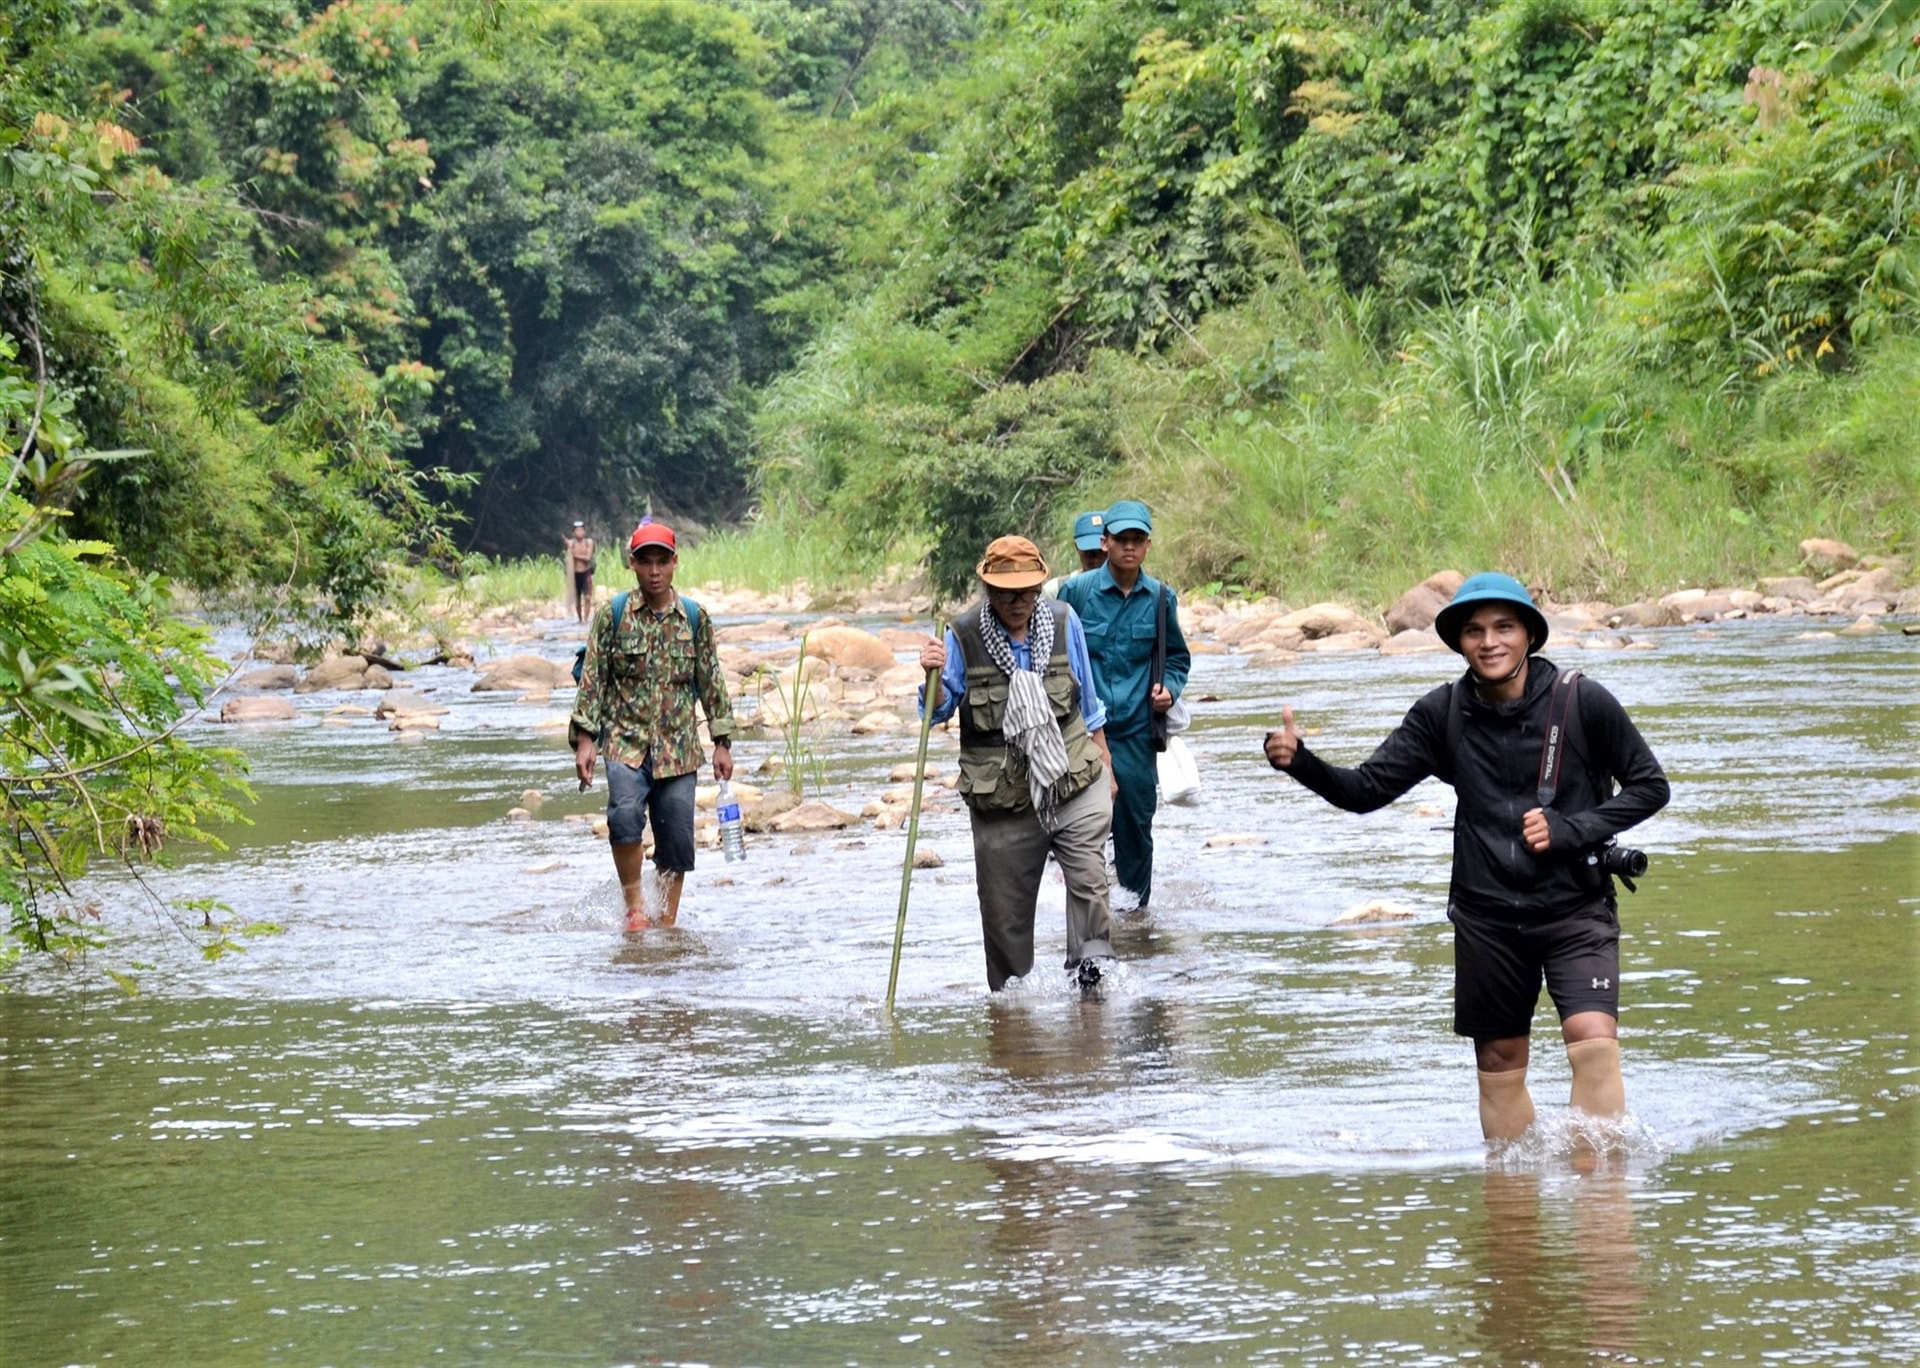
[886,632,941,1012]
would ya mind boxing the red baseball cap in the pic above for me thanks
[629,521,676,553]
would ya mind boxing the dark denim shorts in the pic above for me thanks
[605,761,696,871]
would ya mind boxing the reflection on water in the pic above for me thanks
[1,619,1916,1361]
[1474,1169,1646,1363]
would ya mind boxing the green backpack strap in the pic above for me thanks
[679,594,700,637]
[571,590,631,686]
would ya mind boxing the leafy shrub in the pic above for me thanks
[1634,71,1920,373]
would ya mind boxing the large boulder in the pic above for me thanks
[1379,627,1445,656]
[1298,630,1380,654]
[1610,601,1683,629]
[715,619,797,644]
[769,800,859,833]
[376,691,448,717]
[471,653,571,692]
[1384,571,1465,634]
[236,665,297,691]
[802,625,896,672]
[1214,609,1286,647]
[1759,575,1820,602]
[294,656,370,693]
[743,789,803,832]
[1830,566,1900,613]
[1800,537,1859,573]
[1275,602,1383,641]
[218,696,296,723]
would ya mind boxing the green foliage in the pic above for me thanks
[393,0,822,550]
[912,372,1124,601]
[1633,72,1920,373]
[1797,0,1920,76]
[0,485,254,976]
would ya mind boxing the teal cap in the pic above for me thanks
[1072,510,1106,550]
[1104,499,1152,535]
[1433,572,1548,653]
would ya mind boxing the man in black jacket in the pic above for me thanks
[1262,573,1670,1143]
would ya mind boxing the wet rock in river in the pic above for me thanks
[236,665,297,691]
[1610,601,1682,629]
[1299,630,1381,654]
[851,710,905,734]
[771,801,860,833]
[1329,900,1417,926]
[743,790,802,833]
[1379,628,1444,656]
[802,625,896,672]
[295,655,370,693]
[219,696,297,723]
[1276,602,1385,643]
[1385,571,1464,634]
[472,653,571,692]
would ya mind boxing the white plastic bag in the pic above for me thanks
[1157,734,1200,805]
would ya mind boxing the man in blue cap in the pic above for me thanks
[1057,499,1189,911]
[1071,511,1109,573]
[1043,511,1108,598]
[1261,573,1669,1145]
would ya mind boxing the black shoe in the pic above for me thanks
[1075,957,1112,991]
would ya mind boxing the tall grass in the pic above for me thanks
[1089,260,1920,609]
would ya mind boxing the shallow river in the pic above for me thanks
[3,616,1916,1364]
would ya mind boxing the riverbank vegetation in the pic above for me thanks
[6,0,1919,966]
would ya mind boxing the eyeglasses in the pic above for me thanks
[987,587,1040,604]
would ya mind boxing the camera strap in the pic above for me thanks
[1535,670,1583,808]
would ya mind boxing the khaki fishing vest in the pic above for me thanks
[952,602,1104,814]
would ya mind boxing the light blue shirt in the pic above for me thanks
[920,605,1108,732]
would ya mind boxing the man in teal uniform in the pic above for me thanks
[1057,499,1189,911]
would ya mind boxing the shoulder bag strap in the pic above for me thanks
[1535,669,1582,808]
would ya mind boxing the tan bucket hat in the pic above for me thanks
[975,535,1050,590]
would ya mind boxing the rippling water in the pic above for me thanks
[3,617,1915,1363]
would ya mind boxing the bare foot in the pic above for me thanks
[624,909,654,932]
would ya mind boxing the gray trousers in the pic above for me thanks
[968,774,1114,991]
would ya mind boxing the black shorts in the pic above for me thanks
[1448,899,1620,1040]
[573,569,592,596]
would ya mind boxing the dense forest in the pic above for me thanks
[4,0,1918,957]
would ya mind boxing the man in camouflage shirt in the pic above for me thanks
[571,521,734,930]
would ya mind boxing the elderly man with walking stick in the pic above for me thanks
[919,535,1119,992]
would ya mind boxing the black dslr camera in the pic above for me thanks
[1587,841,1649,893]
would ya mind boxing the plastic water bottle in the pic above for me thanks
[717,781,746,863]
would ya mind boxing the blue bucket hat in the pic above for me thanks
[1072,510,1106,550]
[1433,572,1548,654]
[1104,499,1152,536]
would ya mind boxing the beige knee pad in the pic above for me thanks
[1566,1037,1625,1118]
[1476,1068,1537,1141]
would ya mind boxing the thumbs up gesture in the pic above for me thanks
[1263,705,1302,770]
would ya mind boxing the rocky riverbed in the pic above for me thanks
[210,536,1915,847]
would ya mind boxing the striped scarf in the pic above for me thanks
[980,602,1071,824]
